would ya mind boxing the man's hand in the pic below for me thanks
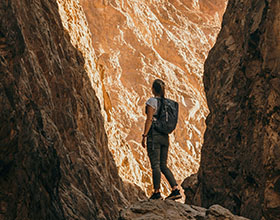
[141,137,146,148]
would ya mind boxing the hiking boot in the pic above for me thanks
[149,192,162,200]
[165,189,182,200]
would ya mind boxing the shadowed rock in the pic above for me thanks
[119,200,250,220]
[0,0,145,219]
[188,0,280,219]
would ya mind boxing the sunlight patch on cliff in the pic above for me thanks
[57,0,228,198]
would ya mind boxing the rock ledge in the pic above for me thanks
[119,200,250,220]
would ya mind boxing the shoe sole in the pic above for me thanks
[165,195,182,200]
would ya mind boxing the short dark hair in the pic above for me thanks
[152,79,165,97]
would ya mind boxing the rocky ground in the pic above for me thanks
[119,200,249,220]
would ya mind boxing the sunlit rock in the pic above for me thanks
[79,0,227,197]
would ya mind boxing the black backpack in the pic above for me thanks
[153,98,179,134]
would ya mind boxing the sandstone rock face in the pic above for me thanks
[79,0,227,196]
[119,200,250,220]
[0,0,144,219]
[193,0,280,219]
[181,173,200,205]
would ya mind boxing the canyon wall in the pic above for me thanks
[79,0,227,196]
[0,0,144,219]
[193,0,280,219]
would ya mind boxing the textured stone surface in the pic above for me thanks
[181,173,201,205]
[80,0,227,197]
[119,200,249,220]
[0,0,144,219]
[192,0,280,220]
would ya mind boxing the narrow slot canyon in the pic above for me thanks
[1,0,279,220]
[76,0,227,198]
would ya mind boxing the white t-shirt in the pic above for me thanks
[146,97,160,116]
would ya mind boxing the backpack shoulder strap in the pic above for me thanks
[155,97,164,119]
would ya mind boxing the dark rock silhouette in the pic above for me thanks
[0,0,144,219]
[185,0,280,220]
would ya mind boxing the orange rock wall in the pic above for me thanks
[79,0,227,196]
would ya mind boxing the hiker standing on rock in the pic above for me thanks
[142,79,182,200]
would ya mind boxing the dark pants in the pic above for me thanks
[147,131,177,190]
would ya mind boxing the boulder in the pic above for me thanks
[119,200,250,220]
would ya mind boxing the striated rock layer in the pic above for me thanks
[119,200,249,220]
[0,0,144,219]
[80,0,227,196]
[192,0,280,219]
